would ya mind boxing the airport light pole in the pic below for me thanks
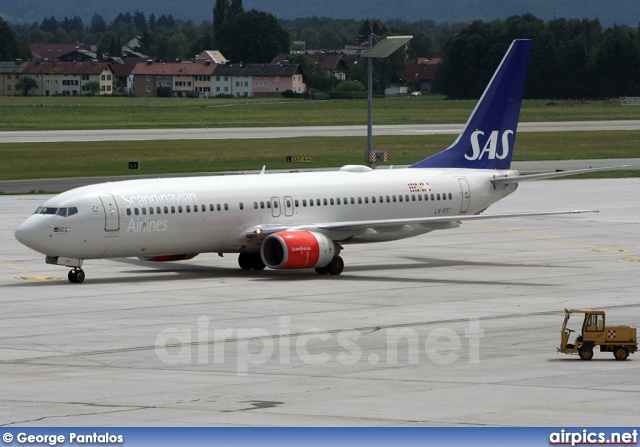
[362,32,412,167]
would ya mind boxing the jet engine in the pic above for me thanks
[261,231,335,269]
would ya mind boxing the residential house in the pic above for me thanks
[306,54,349,81]
[29,43,77,61]
[130,61,217,97]
[212,64,251,97]
[121,37,150,61]
[401,57,442,93]
[29,43,98,61]
[249,63,306,97]
[218,63,305,98]
[58,48,98,62]
[0,60,29,96]
[22,61,115,96]
[272,53,349,81]
[109,63,136,94]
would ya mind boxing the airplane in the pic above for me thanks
[14,39,624,283]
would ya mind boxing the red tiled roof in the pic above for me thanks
[306,54,348,71]
[131,62,217,76]
[272,53,348,72]
[109,63,136,77]
[24,61,111,75]
[29,44,76,60]
[401,59,442,83]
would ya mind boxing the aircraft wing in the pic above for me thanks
[312,209,597,231]
[492,165,631,184]
[244,209,597,241]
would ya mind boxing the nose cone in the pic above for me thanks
[15,216,45,253]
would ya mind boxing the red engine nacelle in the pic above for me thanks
[261,231,335,269]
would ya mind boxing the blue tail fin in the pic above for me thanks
[409,39,532,170]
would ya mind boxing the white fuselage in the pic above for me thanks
[15,167,517,261]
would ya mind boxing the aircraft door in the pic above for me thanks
[99,193,120,231]
[271,197,281,217]
[284,196,294,217]
[458,178,471,214]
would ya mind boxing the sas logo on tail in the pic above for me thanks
[465,130,514,161]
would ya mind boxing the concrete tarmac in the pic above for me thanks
[1,178,639,426]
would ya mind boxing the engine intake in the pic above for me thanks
[261,231,335,269]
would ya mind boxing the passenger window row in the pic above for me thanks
[126,192,455,216]
[126,203,229,216]
[294,192,453,208]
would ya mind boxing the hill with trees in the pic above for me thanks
[2,0,640,27]
[3,3,640,99]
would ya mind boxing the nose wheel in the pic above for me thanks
[68,268,85,283]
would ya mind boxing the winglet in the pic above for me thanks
[409,39,532,170]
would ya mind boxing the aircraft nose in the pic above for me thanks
[15,216,45,253]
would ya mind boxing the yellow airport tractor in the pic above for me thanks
[558,309,638,360]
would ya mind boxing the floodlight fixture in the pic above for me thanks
[362,35,413,58]
[363,34,413,167]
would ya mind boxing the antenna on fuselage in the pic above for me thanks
[260,165,266,175]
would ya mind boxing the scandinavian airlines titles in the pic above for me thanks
[121,191,198,207]
[466,130,513,161]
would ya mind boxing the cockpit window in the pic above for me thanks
[39,207,58,215]
[35,206,78,217]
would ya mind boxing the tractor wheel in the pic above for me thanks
[613,346,629,361]
[578,347,594,360]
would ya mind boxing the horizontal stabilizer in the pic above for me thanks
[492,165,632,184]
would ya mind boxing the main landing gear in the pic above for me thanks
[237,254,345,275]
[68,268,85,283]
[315,256,344,276]
[238,253,266,270]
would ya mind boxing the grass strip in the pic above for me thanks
[1,131,638,181]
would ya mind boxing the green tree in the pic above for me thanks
[217,9,289,63]
[89,14,107,34]
[434,20,505,98]
[335,80,365,92]
[16,77,37,96]
[591,26,640,96]
[165,33,189,60]
[228,0,244,18]
[213,0,243,46]
[98,32,118,57]
[157,86,172,97]
[133,11,147,33]
[190,21,214,56]
[84,81,100,95]
[0,17,29,61]
[40,15,58,34]
[287,54,338,92]
[52,27,72,44]
[213,0,228,38]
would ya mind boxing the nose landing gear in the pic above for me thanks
[45,256,85,284]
